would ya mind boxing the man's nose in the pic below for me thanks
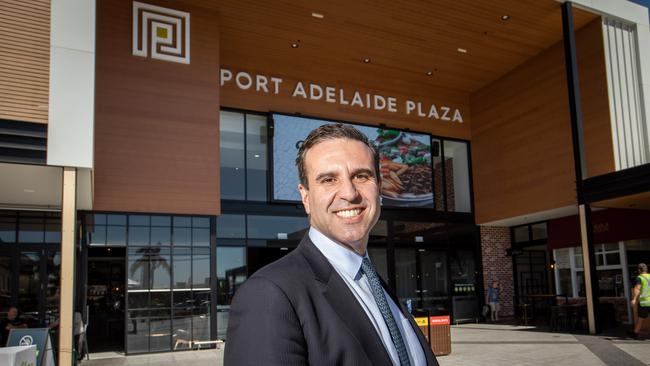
[338,177,359,201]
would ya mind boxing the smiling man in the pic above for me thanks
[225,123,437,366]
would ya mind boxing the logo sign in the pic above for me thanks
[19,335,34,346]
[429,315,451,325]
[132,1,190,64]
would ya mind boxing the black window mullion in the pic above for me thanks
[243,113,248,201]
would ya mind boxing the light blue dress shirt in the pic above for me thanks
[309,227,426,366]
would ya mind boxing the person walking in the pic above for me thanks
[486,281,501,322]
[630,263,650,339]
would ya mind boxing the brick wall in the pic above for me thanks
[480,226,514,317]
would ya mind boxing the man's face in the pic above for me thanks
[7,307,17,320]
[299,138,380,254]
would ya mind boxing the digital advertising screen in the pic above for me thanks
[271,113,434,208]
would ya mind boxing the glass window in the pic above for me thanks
[443,140,471,212]
[151,227,171,246]
[531,223,547,240]
[107,226,127,246]
[0,219,16,243]
[151,216,171,227]
[246,215,308,240]
[129,226,150,246]
[18,214,44,243]
[172,247,191,289]
[368,248,388,282]
[128,248,150,291]
[127,311,149,353]
[107,214,127,225]
[513,226,529,243]
[151,248,171,290]
[192,248,211,289]
[129,215,150,226]
[87,225,106,245]
[192,217,210,228]
[173,216,191,227]
[217,215,246,239]
[193,291,211,342]
[246,114,268,201]
[192,228,210,247]
[173,227,191,246]
[217,246,246,339]
[220,111,246,200]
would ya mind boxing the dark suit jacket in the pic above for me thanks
[224,235,439,366]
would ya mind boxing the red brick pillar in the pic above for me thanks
[480,226,514,317]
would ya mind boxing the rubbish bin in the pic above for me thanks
[429,314,452,356]
[412,309,430,342]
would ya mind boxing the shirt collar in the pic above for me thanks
[309,227,366,280]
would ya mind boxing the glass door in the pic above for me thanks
[395,248,449,315]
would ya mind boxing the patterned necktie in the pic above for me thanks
[361,257,411,366]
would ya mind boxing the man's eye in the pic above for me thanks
[321,177,335,184]
[355,174,370,181]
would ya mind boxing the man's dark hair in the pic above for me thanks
[639,263,648,273]
[295,123,379,188]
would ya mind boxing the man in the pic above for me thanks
[225,124,437,365]
[1,306,27,346]
[630,263,650,339]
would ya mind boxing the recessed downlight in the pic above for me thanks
[363,57,371,63]
[291,42,300,48]
[501,14,511,21]
[426,71,433,76]
[311,12,324,19]
[457,48,468,54]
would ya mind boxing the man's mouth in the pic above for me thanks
[335,208,363,218]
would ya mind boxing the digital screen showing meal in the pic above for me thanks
[272,114,434,208]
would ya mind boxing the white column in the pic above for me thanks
[59,167,77,365]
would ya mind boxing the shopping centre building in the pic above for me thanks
[1,0,650,362]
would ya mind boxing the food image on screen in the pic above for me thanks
[375,129,433,207]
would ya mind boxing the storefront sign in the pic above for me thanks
[6,329,54,366]
[414,317,429,326]
[429,315,451,325]
[221,69,464,123]
[272,113,434,208]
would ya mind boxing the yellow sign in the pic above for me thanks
[414,317,429,326]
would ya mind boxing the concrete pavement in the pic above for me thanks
[82,323,649,366]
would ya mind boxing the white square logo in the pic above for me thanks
[132,1,190,64]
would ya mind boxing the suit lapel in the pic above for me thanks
[299,237,393,366]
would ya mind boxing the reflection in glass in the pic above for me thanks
[192,228,210,246]
[193,291,211,342]
[246,114,268,201]
[220,111,246,200]
[0,255,10,311]
[193,248,210,288]
[149,314,171,352]
[46,252,61,323]
[420,250,448,311]
[395,249,417,307]
[19,252,40,314]
[173,227,191,246]
[127,311,149,354]
[173,248,191,289]
[172,312,192,350]
[246,215,308,240]
[151,227,171,246]
[443,140,471,212]
[217,247,246,339]
[216,215,246,239]
[368,248,388,282]
[129,227,149,246]
[107,226,127,246]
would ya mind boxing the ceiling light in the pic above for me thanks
[501,15,511,21]
[311,12,324,19]
[254,154,260,158]
[457,48,468,54]
[363,57,371,63]
[426,71,433,76]
[291,42,300,48]
[23,189,35,193]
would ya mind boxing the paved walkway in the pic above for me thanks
[82,324,649,366]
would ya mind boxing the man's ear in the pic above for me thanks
[298,183,310,215]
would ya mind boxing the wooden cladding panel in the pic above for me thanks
[471,19,614,224]
[211,0,596,94]
[0,0,50,123]
[93,0,221,216]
